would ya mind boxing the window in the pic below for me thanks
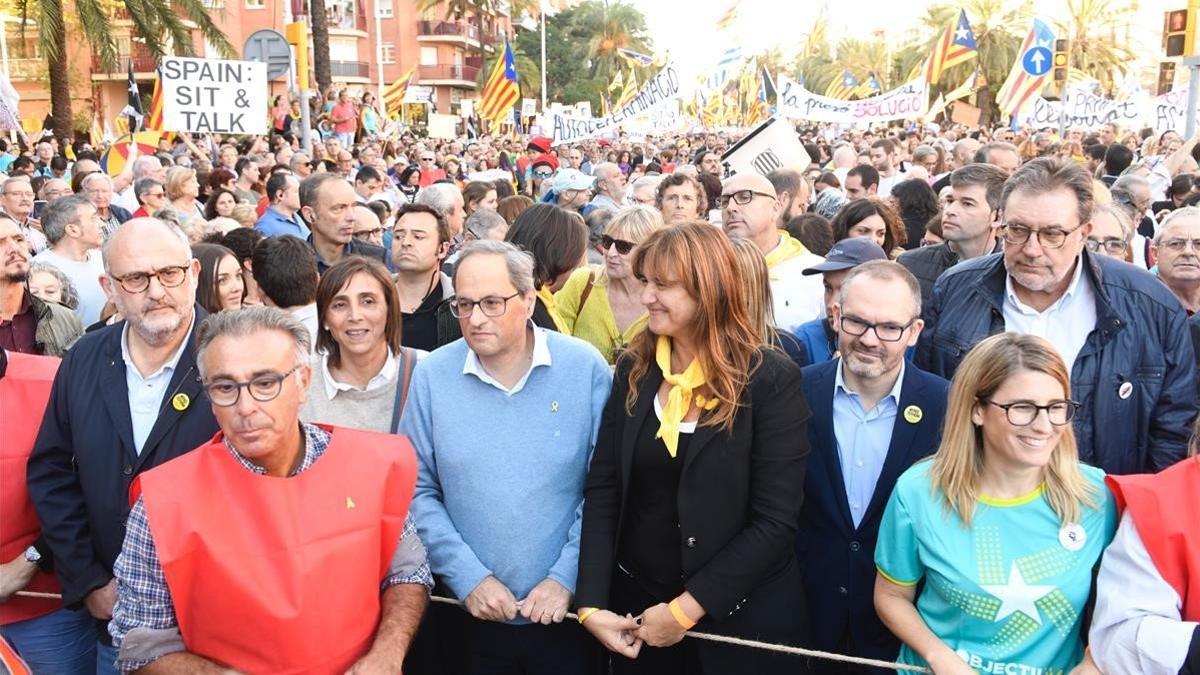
[380,43,395,64]
[376,0,393,18]
[330,38,358,62]
[245,0,264,8]
[420,47,438,66]
[450,89,463,104]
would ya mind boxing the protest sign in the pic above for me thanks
[427,113,459,139]
[721,117,811,178]
[521,99,538,118]
[950,101,981,127]
[776,76,928,124]
[405,85,435,105]
[1149,89,1192,134]
[1023,91,1140,130]
[548,63,682,145]
[161,57,267,135]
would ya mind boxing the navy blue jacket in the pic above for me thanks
[915,250,1196,475]
[26,311,218,609]
[797,359,948,663]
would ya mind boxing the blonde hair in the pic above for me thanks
[727,237,776,344]
[164,166,197,201]
[930,333,1098,526]
[599,205,663,286]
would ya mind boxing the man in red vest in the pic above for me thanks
[108,307,431,674]
[1091,455,1200,674]
[0,349,97,671]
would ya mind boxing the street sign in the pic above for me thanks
[243,29,291,81]
[1023,46,1052,76]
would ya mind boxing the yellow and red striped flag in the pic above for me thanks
[824,70,859,100]
[924,9,978,84]
[477,40,520,126]
[996,19,1056,118]
[146,71,164,131]
[383,65,416,119]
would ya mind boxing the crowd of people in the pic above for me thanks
[1,112,1199,675]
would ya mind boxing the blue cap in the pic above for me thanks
[802,237,889,275]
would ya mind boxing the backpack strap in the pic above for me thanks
[577,271,597,317]
[389,348,417,434]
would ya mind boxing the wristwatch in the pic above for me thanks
[23,545,41,564]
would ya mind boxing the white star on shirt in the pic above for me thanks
[981,563,1056,625]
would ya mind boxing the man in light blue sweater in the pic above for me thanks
[400,239,611,674]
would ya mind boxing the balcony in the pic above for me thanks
[327,2,368,33]
[7,58,46,82]
[331,60,371,79]
[417,20,496,47]
[90,52,159,80]
[418,63,480,87]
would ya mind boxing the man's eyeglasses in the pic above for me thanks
[353,228,383,240]
[839,315,917,342]
[1158,237,1200,253]
[1086,238,1127,254]
[1000,223,1083,250]
[980,398,1079,427]
[449,292,522,319]
[717,190,774,208]
[420,157,435,162]
[600,235,636,255]
[204,365,301,407]
[110,264,190,294]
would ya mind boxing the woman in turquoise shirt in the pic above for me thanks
[875,332,1115,675]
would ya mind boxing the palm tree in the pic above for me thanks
[311,0,332,94]
[17,0,234,139]
[571,0,651,83]
[1055,0,1137,95]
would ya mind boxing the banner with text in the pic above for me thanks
[548,63,682,145]
[161,57,267,135]
[1023,88,1196,134]
[775,76,928,125]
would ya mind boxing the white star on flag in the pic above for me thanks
[955,27,969,41]
[982,563,1056,625]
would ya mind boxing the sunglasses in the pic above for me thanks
[600,235,635,255]
[533,170,553,178]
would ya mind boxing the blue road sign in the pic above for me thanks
[1023,46,1052,77]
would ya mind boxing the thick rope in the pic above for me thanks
[17,590,928,672]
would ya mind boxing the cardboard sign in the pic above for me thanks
[160,57,268,135]
[950,101,981,127]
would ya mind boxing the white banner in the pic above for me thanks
[1148,89,1193,134]
[548,63,682,145]
[721,117,811,178]
[161,57,268,135]
[1023,91,1141,130]
[405,85,435,105]
[776,76,928,124]
[0,75,21,133]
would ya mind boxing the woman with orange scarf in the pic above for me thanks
[574,222,813,673]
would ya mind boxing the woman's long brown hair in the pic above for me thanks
[624,222,763,432]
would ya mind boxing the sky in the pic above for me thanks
[630,0,1178,94]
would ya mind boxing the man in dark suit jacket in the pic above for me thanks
[26,219,218,672]
[797,260,949,671]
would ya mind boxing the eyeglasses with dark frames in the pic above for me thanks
[980,398,1080,427]
[204,365,301,407]
[716,190,775,208]
[449,292,522,319]
[1085,238,1127,254]
[1000,223,1084,249]
[110,264,190,294]
[600,235,636,255]
[838,315,917,342]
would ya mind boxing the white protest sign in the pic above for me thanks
[1148,89,1193,134]
[721,117,811,178]
[1023,92,1141,130]
[776,76,928,125]
[460,98,474,119]
[161,57,267,135]
[548,63,683,145]
[521,99,537,117]
[626,99,683,134]
[404,85,435,105]
[427,113,459,139]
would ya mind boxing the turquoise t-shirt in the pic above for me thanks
[875,461,1116,675]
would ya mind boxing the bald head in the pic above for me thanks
[721,173,782,254]
[721,173,778,200]
[102,217,192,274]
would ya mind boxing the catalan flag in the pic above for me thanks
[616,48,654,67]
[943,69,988,104]
[477,40,520,126]
[996,19,1056,118]
[616,70,638,109]
[824,70,859,100]
[147,71,164,131]
[383,65,416,118]
[716,0,739,31]
[924,9,978,84]
[853,72,882,99]
[608,69,624,96]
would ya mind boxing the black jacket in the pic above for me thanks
[897,238,1002,307]
[26,310,219,610]
[577,349,811,638]
[916,250,1196,475]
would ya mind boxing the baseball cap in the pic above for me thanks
[531,153,559,172]
[551,168,596,192]
[802,237,888,275]
[527,136,552,153]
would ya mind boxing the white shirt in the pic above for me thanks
[767,244,826,333]
[462,324,552,396]
[877,169,908,198]
[320,348,398,400]
[32,248,106,325]
[121,320,193,455]
[288,303,319,353]
[113,185,140,214]
[1002,258,1096,375]
[1090,512,1196,675]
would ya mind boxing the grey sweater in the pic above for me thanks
[301,362,400,433]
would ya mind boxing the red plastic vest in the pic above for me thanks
[137,425,417,674]
[0,353,62,625]
[1106,457,1200,622]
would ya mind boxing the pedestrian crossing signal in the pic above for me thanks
[1164,8,1194,58]
[1053,39,1069,83]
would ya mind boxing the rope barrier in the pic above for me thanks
[16,590,929,672]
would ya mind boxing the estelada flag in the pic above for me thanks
[100,131,164,176]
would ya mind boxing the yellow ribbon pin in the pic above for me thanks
[171,393,190,412]
[346,497,356,510]
[903,405,923,424]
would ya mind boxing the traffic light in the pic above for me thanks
[1053,39,1069,83]
[1159,61,1178,95]
[284,21,309,91]
[1164,8,1195,58]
